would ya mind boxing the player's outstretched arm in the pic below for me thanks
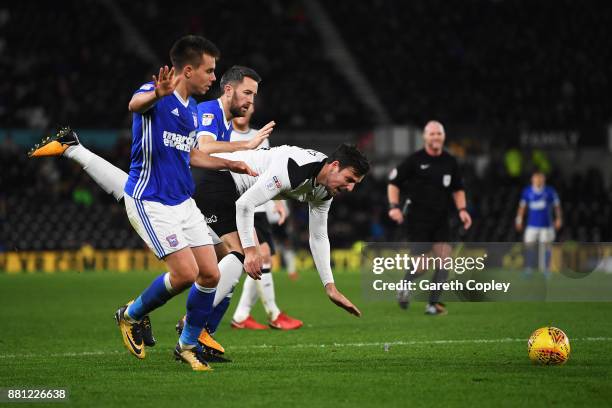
[308,201,360,317]
[189,149,258,176]
[197,121,275,154]
[129,66,180,113]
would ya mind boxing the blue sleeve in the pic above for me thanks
[133,81,155,95]
[519,187,529,205]
[549,187,560,205]
[196,102,219,140]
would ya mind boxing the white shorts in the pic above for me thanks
[524,226,555,244]
[124,194,214,259]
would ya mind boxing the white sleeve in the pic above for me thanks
[308,199,334,286]
[235,165,289,248]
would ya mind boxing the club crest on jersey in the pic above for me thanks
[443,174,451,187]
[266,176,282,191]
[166,234,179,248]
[201,113,214,126]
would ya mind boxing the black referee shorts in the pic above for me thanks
[193,170,239,237]
[254,212,276,255]
[404,215,451,243]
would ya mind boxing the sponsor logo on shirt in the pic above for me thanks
[163,131,195,152]
[420,164,430,170]
[171,108,179,116]
[205,214,218,224]
[529,199,547,210]
[201,113,214,126]
[140,83,154,91]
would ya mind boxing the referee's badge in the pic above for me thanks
[389,168,398,180]
[443,174,451,187]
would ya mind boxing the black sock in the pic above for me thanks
[429,268,449,304]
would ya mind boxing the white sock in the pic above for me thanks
[232,276,259,323]
[257,271,281,321]
[213,253,244,307]
[284,249,297,274]
[65,145,128,201]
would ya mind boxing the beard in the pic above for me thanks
[229,95,246,118]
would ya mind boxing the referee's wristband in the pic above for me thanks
[389,203,401,210]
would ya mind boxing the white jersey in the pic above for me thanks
[230,128,269,213]
[214,145,334,285]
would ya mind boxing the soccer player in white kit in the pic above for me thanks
[220,104,304,331]
[193,144,370,328]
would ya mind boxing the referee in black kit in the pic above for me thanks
[387,121,472,315]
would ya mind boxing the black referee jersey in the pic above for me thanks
[388,149,463,221]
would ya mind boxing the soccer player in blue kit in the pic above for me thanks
[118,36,265,371]
[515,170,562,276]
[28,59,275,368]
[29,35,260,371]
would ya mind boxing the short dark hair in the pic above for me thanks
[170,35,220,70]
[220,65,262,89]
[327,144,370,177]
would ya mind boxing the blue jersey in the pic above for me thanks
[124,82,199,205]
[196,98,233,142]
[520,185,560,227]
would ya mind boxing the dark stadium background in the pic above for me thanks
[1,0,611,256]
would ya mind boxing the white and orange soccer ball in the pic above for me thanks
[528,327,571,365]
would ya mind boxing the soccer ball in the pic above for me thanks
[527,327,570,365]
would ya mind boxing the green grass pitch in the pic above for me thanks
[1,270,611,407]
